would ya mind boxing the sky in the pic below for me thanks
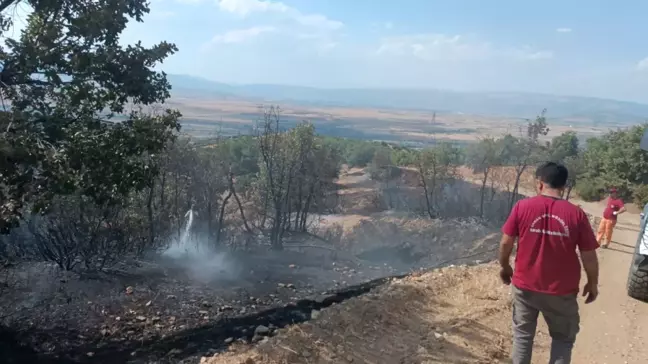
[9,0,648,103]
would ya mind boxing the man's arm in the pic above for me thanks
[499,234,516,268]
[580,250,599,303]
[499,203,519,285]
[580,250,599,286]
[578,210,600,303]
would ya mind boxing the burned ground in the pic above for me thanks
[1,219,499,363]
[0,167,507,363]
[199,263,515,364]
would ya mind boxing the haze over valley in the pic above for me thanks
[166,74,645,144]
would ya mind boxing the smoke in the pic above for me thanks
[161,208,240,284]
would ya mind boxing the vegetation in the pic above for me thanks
[0,0,180,234]
[1,0,648,277]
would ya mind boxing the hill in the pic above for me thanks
[167,74,648,125]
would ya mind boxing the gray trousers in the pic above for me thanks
[511,285,580,364]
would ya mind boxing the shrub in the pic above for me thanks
[633,184,648,207]
[577,181,605,202]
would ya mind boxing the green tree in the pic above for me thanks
[549,131,579,162]
[418,142,462,218]
[505,110,550,210]
[467,137,503,217]
[579,124,648,201]
[0,1,180,233]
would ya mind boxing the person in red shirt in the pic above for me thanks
[596,188,626,248]
[499,162,599,364]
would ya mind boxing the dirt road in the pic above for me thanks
[532,205,648,364]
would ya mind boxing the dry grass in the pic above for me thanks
[200,263,515,364]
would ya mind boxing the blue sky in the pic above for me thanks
[13,0,648,102]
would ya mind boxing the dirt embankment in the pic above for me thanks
[200,263,512,364]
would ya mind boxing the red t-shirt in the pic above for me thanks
[603,197,625,220]
[502,195,599,295]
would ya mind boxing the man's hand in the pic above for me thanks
[582,281,599,304]
[612,211,618,215]
[500,264,513,285]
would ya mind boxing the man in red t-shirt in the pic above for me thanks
[596,188,626,248]
[499,162,599,364]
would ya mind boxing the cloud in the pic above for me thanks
[150,10,176,20]
[556,27,572,33]
[217,0,343,30]
[209,26,276,44]
[217,0,288,15]
[384,22,394,30]
[376,33,553,62]
[637,57,648,71]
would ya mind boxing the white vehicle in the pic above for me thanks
[627,131,648,301]
[627,206,648,301]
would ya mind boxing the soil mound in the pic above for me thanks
[200,263,512,364]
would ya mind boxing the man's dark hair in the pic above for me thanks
[535,162,568,189]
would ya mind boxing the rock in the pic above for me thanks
[199,310,209,315]
[251,335,263,343]
[167,348,182,356]
[286,283,295,289]
[167,295,177,299]
[136,316,146,322]
[145,300,152,307]
[202,301,212,308]
[289,264,296,268]
[254,325,270,336]
[434,332,443,339]
[224,337,234,344]
[311,310,321,320]
[277,283,286,288]
[244,358,255,364]
[86,352,94,357]
[346,356,354,362]
[125,286,134,295]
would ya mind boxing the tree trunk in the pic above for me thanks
[566,185,573,201]
[479,168,490,218]
[147,180,156,249]
[216,192,232,245]
[509,166,527,212]
[231,180,252,233]
[270,208,283,250]
[418,165,434,218]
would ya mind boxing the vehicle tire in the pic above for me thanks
[627,261,648,302]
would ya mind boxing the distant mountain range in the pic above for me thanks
[167,74,648,125]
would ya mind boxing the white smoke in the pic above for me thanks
[161,207,239,283]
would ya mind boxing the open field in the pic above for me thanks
[166,97,611,145]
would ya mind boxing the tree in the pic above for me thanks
[563,154,584,200]
[0,1,180,233]
[418,142,462,218]
[467,137,502,218]
[549,131,579,162]
[579,124,648,201]
[505,110,550,211]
